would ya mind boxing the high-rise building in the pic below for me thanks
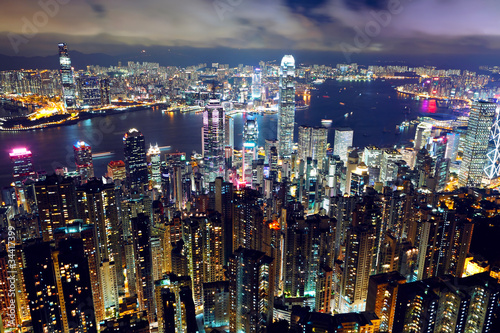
[459,100,496,187]
[228,248,274,333]
[414,122,433,150]
[485,105,500,179]
[155,274,197,333]
[202,100,225,183]
[445,132,460,163]
[251,68,262,100]
[58,43,76,109]
[123,128,148,192]
[35,174,79,241]
[79,76,101,107]
[366,272,406,333]
[340,224,376,313]
[147,143,162,189]
[10,147,35,180]
[393,273,499,333]
[100,78,111,106]
[298,126,328,168]
[278,55,295,158]
[132,213,155,323]
[334,128,353,164]
[73,141,94,182]
[243,113,258,184]
[203,281,230,329]
[107,160,126,182]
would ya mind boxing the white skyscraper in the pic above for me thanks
[278,55,295,159]
[459,100,496,187]
[334,128,354,164]
[147,143,161,189]
[203,100,226,183]
[485,106,500,179]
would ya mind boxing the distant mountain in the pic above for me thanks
[0,46,495,71]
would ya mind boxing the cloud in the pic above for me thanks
[0,0,500,57]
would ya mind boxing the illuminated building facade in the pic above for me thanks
[202,100,225,183]
[298,125,328,168]
[107,160,126,182]
[73,141,94,182]
[251,68,262,100]
[278,55,295,158]
[366,272,406,333]
[10,147,35,180]
[485,104,500,179]
[243,113,258,184]
[147,143,162,189]
[123,128,148,192]
[459,100,496,187]
[58,43,76,109]
[203,281,229,329]
[334,128,353,164]
[79,76,101,107]
[228,248,273,333]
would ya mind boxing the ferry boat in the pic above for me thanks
[321,119,333,127]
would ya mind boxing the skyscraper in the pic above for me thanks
[74,141,94,182]
[459,100,496,187]
[147,143,162,189]
[58,43,76,109]
[202,100,225,183]
[228,248,274,332]
[79,76,101,107]
[485,105,500,179]
[243,113,258,184]
[298,125,328,168]
[123,128,148,192]
[251,68,262,100]
[278,55,295,159]
[10,147,35,180]
[334,128,353,164]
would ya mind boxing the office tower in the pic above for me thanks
[349,162,369,196]
[155,274,197,333]
[485,105,500,179]
[445,132,460,162]
[380,149,403,185]
[363,145,382,168]
[58,43,76,109]
[251,67,262,100]
[228,248,274,333]
[225,115,234,149]
[183,218,204,311]
[107,160,126,182]
[278,55,296,158]
[132,213,155,323]
[203,281,230,329]
[366,272,406,333]
[53,237,97,333]
[430,136,450,192]
[35,174,79,241]
[100,78,111,106]
[123,128,148,192]
[315,265,333,313]
[147,143,162,189]
[243,113,258,184]
[73,141,94,182]
[79,76,101,107]
[298,126,328,168]
[334,128,353,164]
[10,147,35,181]
[340,224,376,313]
[414,122,433,150]
[202,100,225,183]
[459,100,496,187]
[393,273,500,333]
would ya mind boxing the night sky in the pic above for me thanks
[1,0,500,63]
